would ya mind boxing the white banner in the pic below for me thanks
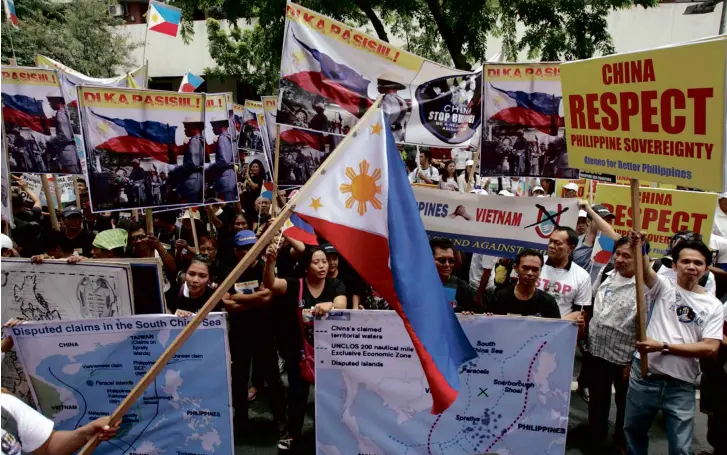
[413,186,579,258]
[316,310,577,454]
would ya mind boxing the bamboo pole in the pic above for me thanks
[465,144,481,193]
[53,174,63,208]
[131,208,139,221]
[77,96,384,454]
[73,177,82,209]
[189,210,199,252]
[272,124,281,214]
[41,175,60,231]
[145,208,153,235]
[630,179,649,378]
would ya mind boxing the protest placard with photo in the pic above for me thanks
[257,112,275,174]
[561,38,727,192]
[78,86,206,212]
[204,93,240,202]
[278,3,481,147]
[2,66,83,175]
[276,125,341,187]
[480,63,577,179]
[238,99,264,153]
[262,96,278,151]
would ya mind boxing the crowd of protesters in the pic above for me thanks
[1,168,726,455]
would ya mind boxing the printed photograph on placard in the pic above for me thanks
[204,93,239,202]
[78,86,206,212]
[238,100,264,152]
[277,126,341,187]
[480,63,578,179]
[262,96,278,152]
[277,3,481,147]
[257,112,274,175]
[1,67,84,175]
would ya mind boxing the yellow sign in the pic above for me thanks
[595,184,717,257]
[1,67,58,86]
[561,38,727,192]
[78,87,204,111]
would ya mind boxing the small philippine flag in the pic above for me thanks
[179,71,204,93]
[3,0,18,29]
[147,0,182,37]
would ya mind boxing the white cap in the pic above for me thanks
[0,234,13,250]
[181,209,201,220]
[536,194,546,198]
[469,188,488,195]
[578,210,588,218]
[564,182,579,191]
[719,192,727,199]
[498,190,515,197]
[465,159,475,166]
[532,185,545,193]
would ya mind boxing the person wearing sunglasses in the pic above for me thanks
[430,237,478,313]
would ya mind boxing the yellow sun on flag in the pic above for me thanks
[151,12,160,23]
[339,160,382,216]
[96,122,110,134]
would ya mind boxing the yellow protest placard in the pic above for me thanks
[595,184,717,257]
[561,38,727,192]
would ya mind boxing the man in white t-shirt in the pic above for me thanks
[624,232,723,455]
[1,393,117,455]
[537,226,592,321]
[451,147,471,174]
[408,149,440,185]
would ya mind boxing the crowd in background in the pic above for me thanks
[1,167,726,455]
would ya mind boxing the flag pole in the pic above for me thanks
[141,0,151,70]
[7,26,17,63]
[53,174,63,208]
[41,175,60,231]
[466,143,481,193]
[630,179,649,378]
[76,95,384,455]
[272,124,281,214]
[73,177,82,209]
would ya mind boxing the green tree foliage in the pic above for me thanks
[1,0,139,77]
[175,0,658,93]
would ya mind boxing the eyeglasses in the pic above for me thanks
[435,258,456,265]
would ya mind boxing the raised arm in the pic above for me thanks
[629,230,658,289]
[263,244,289,295]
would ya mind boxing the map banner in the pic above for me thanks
[413,186,579,258]
[10,313,234,455]
[316,311,577,454]
[595,184,717,257]
[1,258,134,404]
[561,38,727,192]
[481,63,578,179]
[278,3,481,148]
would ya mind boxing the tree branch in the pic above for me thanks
[422,0,470,70]
[353,0,389,42]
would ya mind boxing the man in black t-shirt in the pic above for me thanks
[492,249,560,319]
[430,238,478,313]
[59,206,95,257]
[322,243,365,309]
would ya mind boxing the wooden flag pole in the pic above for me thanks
[53,175,64,209]
[272,124,281,214]
[78,95,385,455]
[145,208,154,235]
[73,177,82,209]
[41,175,60,231]
[131,208,139,221]
[630,179,649,378]
[190,210,199,252]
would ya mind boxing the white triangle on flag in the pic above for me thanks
[147,3,164,28]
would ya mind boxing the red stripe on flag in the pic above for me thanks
[96,136,170,162]
[491,107,554,135]
[284,71,372,117]
[298,214,458,413]
[149,21,178,37]
[2,107,45,133]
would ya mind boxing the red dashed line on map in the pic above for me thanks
[427,413,443,455]
[484,341,547,453]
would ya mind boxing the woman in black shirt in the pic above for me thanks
[263,245,346,451]
[167,255,221,315]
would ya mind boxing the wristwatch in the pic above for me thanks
[661,342,670,355]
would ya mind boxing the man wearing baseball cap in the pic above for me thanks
[222,230,286,433]
[1,233,18,257]
[563,182,579,198]
[60,205,95,257]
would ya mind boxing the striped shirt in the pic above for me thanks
[589,270,642,365]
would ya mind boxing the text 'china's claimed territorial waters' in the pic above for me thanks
[315,311,578,455]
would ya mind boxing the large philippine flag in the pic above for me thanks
[1,93,45,133]
[86,110,177,161]
[487,83,563,134]
[292,104,476,414]
[3,0,18,28]
[179,71,204,93]
[147,0,182,37]
[281,31,373,117]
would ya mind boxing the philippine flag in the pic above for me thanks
[1,93,45,132]
[147,0,182,37]
[281,30,372,118]
[3,0,18,28]
[86,110,177,161]
[291,104,476,414]
[281,213,318,245]
[486,83,562,134]
[179,71,204,93]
